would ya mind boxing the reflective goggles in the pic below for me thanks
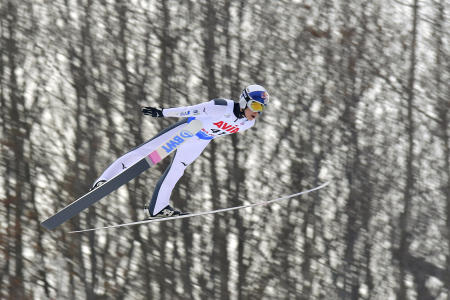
[248,100,265,112]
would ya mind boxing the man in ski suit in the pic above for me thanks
[92,84,269,218]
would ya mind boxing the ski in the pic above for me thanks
[69,181,330,233]
[41,119,203,230]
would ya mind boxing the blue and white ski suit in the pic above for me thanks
[95,99,255,215]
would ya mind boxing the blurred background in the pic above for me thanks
[0,0,449,299]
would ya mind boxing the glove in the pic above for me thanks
[142,107,164,118]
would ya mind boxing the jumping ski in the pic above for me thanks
[41,119,203,230]
[69,181,330,233]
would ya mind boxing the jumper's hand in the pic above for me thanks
[142,107,164,118]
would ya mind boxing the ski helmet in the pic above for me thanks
[239,84,269,113]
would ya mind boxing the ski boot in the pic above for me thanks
[144,205,189,219]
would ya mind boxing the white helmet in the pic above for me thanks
[239,84,269,112]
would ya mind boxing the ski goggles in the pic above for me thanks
[247,100,265,112]
[242,89,269,113]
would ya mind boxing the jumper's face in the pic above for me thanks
[244,108,259,121]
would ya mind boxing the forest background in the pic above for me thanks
[0,0,449,299]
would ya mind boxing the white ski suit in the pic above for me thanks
[95,99,255,215]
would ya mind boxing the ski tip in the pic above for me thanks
[321,181,330,187]
[315,181,330,191]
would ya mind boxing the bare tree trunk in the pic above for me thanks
[60,0,99,297]
[433,0,450,297]
[397,0,419,299]
[4,2,26,298]
[159,0,174,105]
[230,1,248,297]
[202,1,230,299]
[0,8,7,296]
[338,1,371,298]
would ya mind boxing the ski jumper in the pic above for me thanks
[94,99,255,215]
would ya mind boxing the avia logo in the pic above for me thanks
[162,130,194,153]
[213,121,239,133]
